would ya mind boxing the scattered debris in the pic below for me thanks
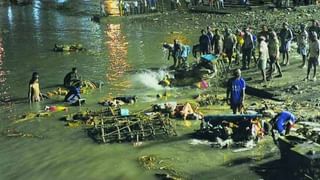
[13,112,51,124]
[195,94,225,107]
[87,111,177,143]
[53,43,85,52]
[46,80,98,97]
[2,129,43,139]
[188,139,213,146]
[139,155,186,180]
[195,114,265,149]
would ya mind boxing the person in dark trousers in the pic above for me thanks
[207,26,214,52]
[172,39,182,68]
[279,22,293,66]
[226,69,246,114]
[223,28,237,69]
[242,28,254,70]
[64,80,83,105]
[199,29,210,55]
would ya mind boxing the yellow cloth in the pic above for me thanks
[237,36,244,46]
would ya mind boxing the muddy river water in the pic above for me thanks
[0,1,280,180]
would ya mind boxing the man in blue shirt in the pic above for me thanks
[270,111,296,145]
[64,80,82,105]
[271,111,296,135]
[226,69,246,114]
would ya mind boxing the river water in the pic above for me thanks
[0,1,278,180]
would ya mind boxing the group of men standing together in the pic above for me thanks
[198,20,320,82]
[220,20,320,140]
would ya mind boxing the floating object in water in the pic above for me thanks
[53,43,85,52]
[3,129,43,139]
[45,105,68,112]
[91,15,100,23]
[232,147,254,153]
[189,139,212,146]
[13,112,51,124]
[183,120,192,128]
[114,96,137,104]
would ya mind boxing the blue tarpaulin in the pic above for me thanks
[200,54,218,62]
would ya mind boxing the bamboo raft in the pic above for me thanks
[88,113,177,143]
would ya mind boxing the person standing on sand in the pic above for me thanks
[28,72,43,103]
[305,32,320,82]
[199,29,211,55]
[297,24,309,68]
[279,22,293,66]
[235,29,244,65]
[257,36,269,82]
[268,30,282,80]
[172,39,182,68]
[223,28,237,69]
[308,19,320,38]
[258,25,269,42]
[207,26,214,52]
[213,29,224,55]
[242,27,254,70]
[226,69,246,114]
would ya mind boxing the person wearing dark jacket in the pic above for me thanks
[199,29,210,55]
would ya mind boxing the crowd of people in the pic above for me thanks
[191,0,318,8]
[205,20,320,140]
[193,19,320,83]
[118,0,158,16]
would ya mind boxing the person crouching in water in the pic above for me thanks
[305,32,320,82]
[28,72,44,103]
[257,36,268,82]
[64,80,82,105]
[226,69,246,114]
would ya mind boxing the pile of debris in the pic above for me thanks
[296,120,320,144]
[2,129,43,139]
[195,114,265,148]
[70,108,177,143]
[195,94,225,107]
[46,80,99,97]
[276,119,320,179]
[139,155,186,180]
